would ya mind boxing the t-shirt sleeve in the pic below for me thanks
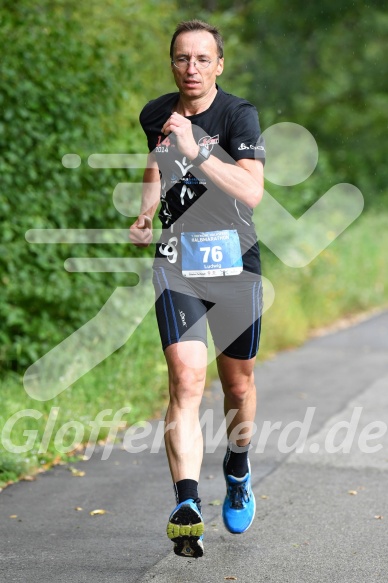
[227,103,265,164]
[139,104,153,152]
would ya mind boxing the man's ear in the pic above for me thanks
[216,58,224,77]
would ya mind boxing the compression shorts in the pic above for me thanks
[152,263,263,360]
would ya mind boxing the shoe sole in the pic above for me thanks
[172,535,204,558]
[167,504,204,558]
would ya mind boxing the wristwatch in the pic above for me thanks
[191,145,211,166]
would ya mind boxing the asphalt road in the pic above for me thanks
[1,310,387,583]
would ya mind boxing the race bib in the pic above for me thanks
[181,230,243,277]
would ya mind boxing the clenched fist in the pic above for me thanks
[129,214,153,247]
[161,112,199,160]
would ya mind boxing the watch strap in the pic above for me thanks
[191,145,211,166]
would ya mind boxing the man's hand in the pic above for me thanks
[129,214,153,247]
[162,112,198,160]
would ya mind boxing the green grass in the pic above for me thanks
[0,310,168,487]
[258,210,388,356]
[1,210,387,487]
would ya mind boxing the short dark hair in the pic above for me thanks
[169,20,224,59]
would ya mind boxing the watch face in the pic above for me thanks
[192,145,211,166]
[200,146,210,159]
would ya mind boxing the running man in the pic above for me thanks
[130,19,265,558]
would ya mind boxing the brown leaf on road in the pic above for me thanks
[69,467,86,477]
[74,507,83,512]
[89,509,106,516]
[348,490,358,495]
[9,515,18,519]
[224,577,237,581]
[374,515,384,520]
[22,475,36,482]
[209,499,222,506]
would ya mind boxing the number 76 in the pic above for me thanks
[200,245,223,263]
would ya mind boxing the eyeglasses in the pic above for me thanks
[171,57,218,70]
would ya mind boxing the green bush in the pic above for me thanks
[0,1,147,371]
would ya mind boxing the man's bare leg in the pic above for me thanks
[164,340,207,482]
[217,353,257,534]
[217,353,257,447]
[164,340,207,557]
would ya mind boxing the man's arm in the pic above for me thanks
[129,153,160,247]
[199,156,263,208]
[161,112,264,209]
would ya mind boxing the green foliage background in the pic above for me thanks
[0,0,388,484]
[0,0,171,369]
[1,0,387,372]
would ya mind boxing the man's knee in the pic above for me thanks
[168,366,206,406]
[222,373,255,405]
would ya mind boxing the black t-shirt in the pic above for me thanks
[139,85,265,273]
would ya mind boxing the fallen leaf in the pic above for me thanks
[209,499,222,506]
[69,467,85,477]
[53,456,66,465]
[224,578,237,581]
[22,475,36,482]
[9,515,18,519]
[374,515,383,520]
[74,507,83,512]
[89,509,106,516]
[348,490,358,496]
[260,495,269,499]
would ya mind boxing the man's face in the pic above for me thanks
[171,31,224,98]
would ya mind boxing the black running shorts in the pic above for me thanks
[152,263,263,360]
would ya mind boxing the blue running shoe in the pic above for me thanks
[222,460,256,534]
[166,499,204,558]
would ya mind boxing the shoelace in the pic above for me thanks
[228,481,250,509]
